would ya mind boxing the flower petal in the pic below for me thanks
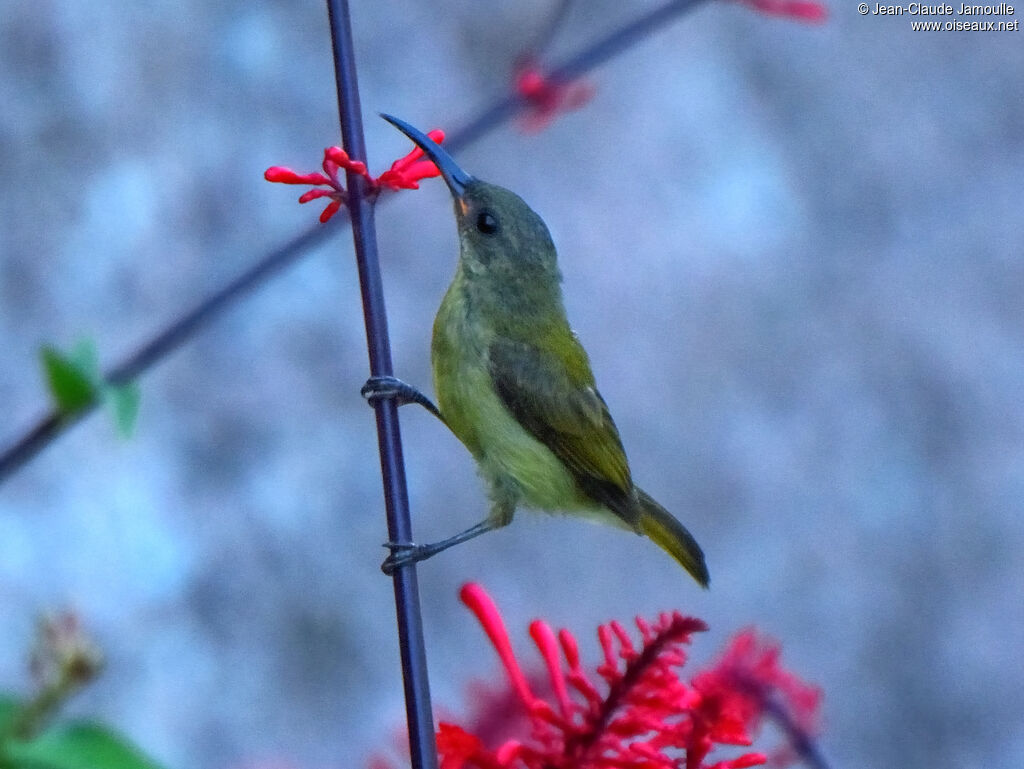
[265,167,331,185]
[319,199,342,223]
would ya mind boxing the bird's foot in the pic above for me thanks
[380,540,445,575]
[361,376,442,420]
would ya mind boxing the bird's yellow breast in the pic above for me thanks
[431,279,590,512]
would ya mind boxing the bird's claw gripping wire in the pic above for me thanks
[381,540,446,575]
[379,519,500,575]
[361,375,443,421]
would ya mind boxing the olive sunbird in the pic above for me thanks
[364,114,709,587]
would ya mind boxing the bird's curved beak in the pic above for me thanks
[381,113,474,202]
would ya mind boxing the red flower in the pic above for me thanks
[689,631,823,768]
[375,131,446,191]
[397,583,825,769]
[513,61,594,133]
[264,129,445,222]
[735,0,828,23]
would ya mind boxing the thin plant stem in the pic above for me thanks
[0,0,713,483]
[324,3,437,769]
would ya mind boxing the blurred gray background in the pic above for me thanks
[2,0,1022,767]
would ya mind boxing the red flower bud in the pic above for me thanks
[513,62,594,133]
[266,129,447,221]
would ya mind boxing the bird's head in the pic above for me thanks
[382,114,559,284]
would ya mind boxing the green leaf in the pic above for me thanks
[40,345,99,417]
[40,340,141,437]
[101,383,140,439]
[4,723,166,769]
[67,340,100,384]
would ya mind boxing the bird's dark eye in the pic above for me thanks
[475,210,499,235]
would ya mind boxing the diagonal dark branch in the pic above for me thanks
[550,0,710,83]
[107,223,341,386]
[0,0,714,485]
[324,3,438,769]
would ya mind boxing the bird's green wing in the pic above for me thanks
[488,337,639,525]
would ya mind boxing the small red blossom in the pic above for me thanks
[735,0,828,23]
[264,129,445,222]
[513,60,594,133]
[375,129,446,191]
[379,583,825,769]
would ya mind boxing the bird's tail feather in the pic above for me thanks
[636,489,709,588]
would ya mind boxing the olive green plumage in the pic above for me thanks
[383,114,708,587]
[432,183,708,587]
